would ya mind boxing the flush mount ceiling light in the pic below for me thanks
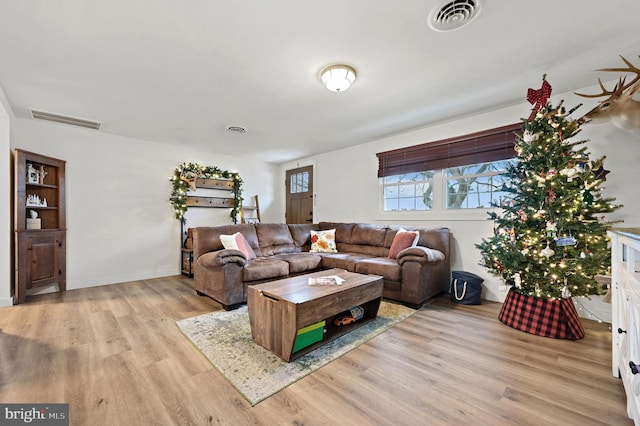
[320,64,357,92]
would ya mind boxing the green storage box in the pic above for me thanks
[293,320,325,352]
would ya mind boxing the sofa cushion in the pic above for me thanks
[242,257,289,282]
[319,222,355,243]
[256,223,293,245]
[256,223,298,256]
[273,252,323,274]
[230,224,261,257]
[220,232,257,260]
[388,229,419,259]
[310,229,338,253]
[288,223,320,250]
[336,243,388,257]
[409,226,450,258]
[192,227,228,259]
[355,257,402,282]
[351,224,389,247]
[319,252,374,271]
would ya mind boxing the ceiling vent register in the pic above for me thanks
[428,0,481,32]
[29,109,103,130]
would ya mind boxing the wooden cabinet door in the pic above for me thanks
[16,230,66,303]
[27,234,59,285]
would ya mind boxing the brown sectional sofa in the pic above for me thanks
[191,222,450,310]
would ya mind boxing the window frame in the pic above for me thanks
[379,159,514,220]
[376,123,521,221]
[289,170,309,194]
[445,159,515,210]
[381,171,435,212]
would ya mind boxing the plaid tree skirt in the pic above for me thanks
[498,289,585,340]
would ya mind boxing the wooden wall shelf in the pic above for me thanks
[194,177,234,190]
[186,196,234,208]
[180,177,236,277]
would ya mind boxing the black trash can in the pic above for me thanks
[450,271,484,305]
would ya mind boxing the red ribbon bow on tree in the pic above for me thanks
[527,77,552,118]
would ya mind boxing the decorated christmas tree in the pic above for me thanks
[477,77,621,304]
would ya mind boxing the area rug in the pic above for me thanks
[176,301,417,405]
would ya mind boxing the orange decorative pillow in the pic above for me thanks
[220,232,256,260]
[388,230,419,259]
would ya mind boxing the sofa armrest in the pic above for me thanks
[397,246,445,265]
[197,249,248,268]
[394,245,448,307]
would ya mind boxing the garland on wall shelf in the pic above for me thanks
[170,162,243,224]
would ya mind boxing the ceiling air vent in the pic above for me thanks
[29,109,103,130]
[428,0,481,32]
[226,125,248,134]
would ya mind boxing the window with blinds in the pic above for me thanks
[377,123,521,212]
[376,123,521,178]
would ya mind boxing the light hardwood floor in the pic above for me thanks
[0,276,631,425]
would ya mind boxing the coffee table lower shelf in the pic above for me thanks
[289,298,381,360]
[247,269,384,362]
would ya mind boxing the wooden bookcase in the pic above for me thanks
[14,149,66,304]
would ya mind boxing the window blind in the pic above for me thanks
[376,122,522,178]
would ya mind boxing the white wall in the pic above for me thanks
[580,123,639,227]
[281,86,640,306]
[4,82,637,311]
[0,87,13,306]
[9,118,280,293]
[573,103,640,323]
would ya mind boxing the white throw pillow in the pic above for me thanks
[220,232,256,260]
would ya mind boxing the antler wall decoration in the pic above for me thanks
[575,55,640,132]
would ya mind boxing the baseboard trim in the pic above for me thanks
[0,296,14,307]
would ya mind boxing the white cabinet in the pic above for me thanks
[610,228,640,423]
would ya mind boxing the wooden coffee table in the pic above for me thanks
[247,268,383,362]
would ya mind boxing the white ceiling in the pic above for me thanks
[1,0,639,163]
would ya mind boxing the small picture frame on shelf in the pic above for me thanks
[245,217,260,224]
